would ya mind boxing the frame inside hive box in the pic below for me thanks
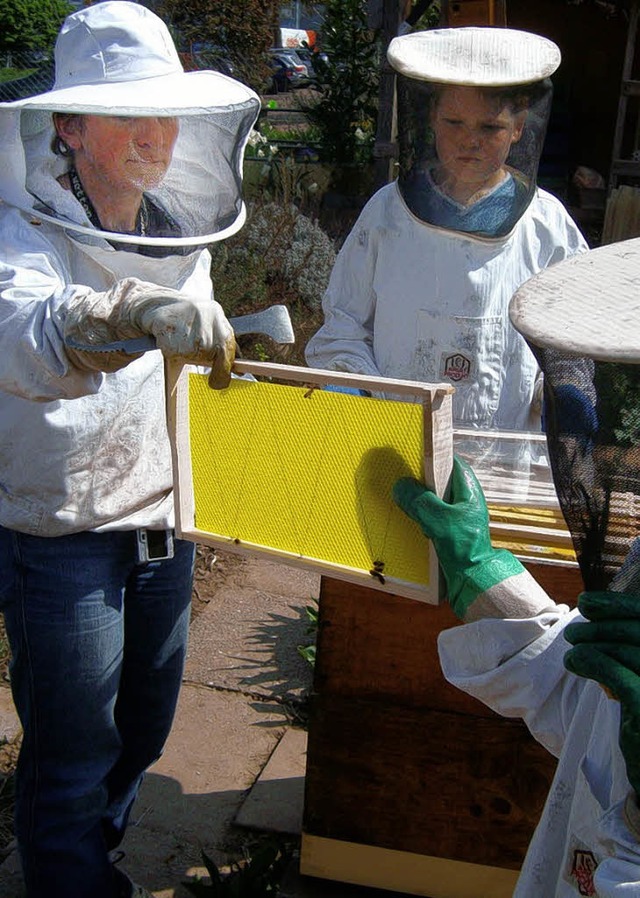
[167,360,455,604]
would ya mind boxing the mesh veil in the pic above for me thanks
[534,346,640,593]
[395,75,554,238]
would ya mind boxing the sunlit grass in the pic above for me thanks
[0,67,35,84]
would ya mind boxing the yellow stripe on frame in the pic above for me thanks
[300,833,520,898]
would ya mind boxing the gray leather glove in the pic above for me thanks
[64,277,236,389]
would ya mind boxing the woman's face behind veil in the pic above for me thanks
[57,114,180,192]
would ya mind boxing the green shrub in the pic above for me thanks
[299,0,380,168]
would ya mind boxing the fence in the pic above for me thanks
[0,52,55,102]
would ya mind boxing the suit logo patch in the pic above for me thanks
[442,352,472,382]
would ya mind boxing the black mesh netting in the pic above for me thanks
[534,346,640,593]
[394,74,553,238]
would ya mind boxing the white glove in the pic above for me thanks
[64,277,236,389]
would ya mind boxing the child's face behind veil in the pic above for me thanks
[431,85,526,204]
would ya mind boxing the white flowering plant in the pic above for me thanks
[244,128,279,161]
[210,200,337,365]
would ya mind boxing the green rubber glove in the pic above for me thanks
[564,590,640,798]
[393,455,524,619]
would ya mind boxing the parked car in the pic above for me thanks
[290,47,329,90]
[295,47,329,77]
[179,42,235,78]
[267,48,309,91]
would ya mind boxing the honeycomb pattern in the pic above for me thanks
[188,373,432,590]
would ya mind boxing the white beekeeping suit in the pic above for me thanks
[0,7,261,897]
[0,1,260,536]
[395,238,640,896]
[305,27,588,431]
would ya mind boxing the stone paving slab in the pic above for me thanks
[235,726,307,835]
[0,555,320,898]
[123,683,293,896]
[0,684,291,898]
[185,556,319,701]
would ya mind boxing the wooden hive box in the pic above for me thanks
[300,563,581,898]
[299,429,580,896]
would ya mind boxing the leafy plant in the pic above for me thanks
[245,129,281,163]
[0,0,72,52]
[210,198,334,365]
[299,0,380,168]
[404,0,441,30]
[158,0,278,93]
[296,602,318,668]
[184,839,293,898]
[252,342,270,363]
[257,120,323,146]
[212,200,336,315]
[595,363,640,447]
[0,66,34,83]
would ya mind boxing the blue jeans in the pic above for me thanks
[0,526,194,898]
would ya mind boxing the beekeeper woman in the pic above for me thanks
[0,4,260,897]
[306,28,588,431]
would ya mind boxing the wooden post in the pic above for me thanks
[372,0,403,190]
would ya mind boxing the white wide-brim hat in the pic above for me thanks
[2,0,257,115]
[510,237,640,364]
[388,27,561,86]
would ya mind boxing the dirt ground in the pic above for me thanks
[192,543,247,619]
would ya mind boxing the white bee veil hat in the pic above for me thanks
[388,27,561,239]
[510,238,640,597]
[0,1,261,248]
[510,237,640,363]
[5,1,256,114]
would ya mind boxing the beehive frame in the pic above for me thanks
[167,360,454,603]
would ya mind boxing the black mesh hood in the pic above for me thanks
[396,75,554,238]
[534,346,640,593]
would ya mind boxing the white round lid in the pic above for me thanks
[510,238,640,363]
[388,27,561,86]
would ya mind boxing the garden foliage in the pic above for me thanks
[158,0,278,93]
[0,0,72,52]
[185,839,293,898]
[210,194,336,364]
[300,0,380,167]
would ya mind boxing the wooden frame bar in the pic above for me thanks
[166,360,454,603]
